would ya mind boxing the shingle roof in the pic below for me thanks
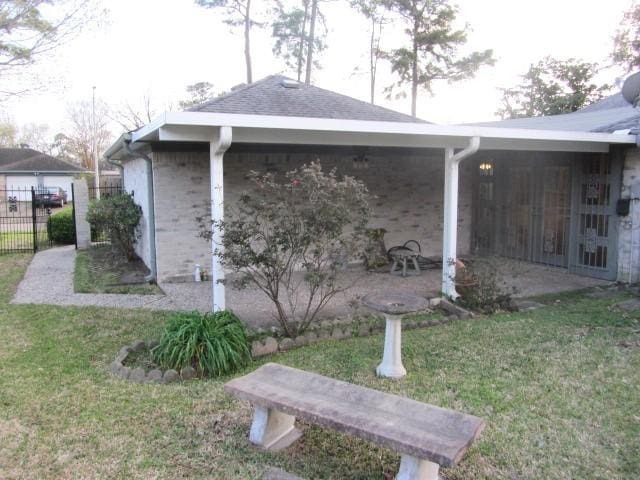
[469,92,640,134]
[190,75,427,123]
[0,148,86,173]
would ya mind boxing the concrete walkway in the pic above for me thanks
[12,246,610,329]
[12,246,175,310]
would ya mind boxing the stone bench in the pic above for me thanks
[224,363,485,480]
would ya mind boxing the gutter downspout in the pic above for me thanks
[442,136,481,299]
[629,135,640,284]
[123,137,157,284]
[105,155,124,177]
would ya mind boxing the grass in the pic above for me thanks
[0,230,50,252]
[74,245,163,295]
[0,254,639,479]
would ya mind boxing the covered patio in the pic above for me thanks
[161,259,608,328]
[105,109,633,315]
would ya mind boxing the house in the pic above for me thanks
[103,74,639,309]
[470,90,640,284]
[0,147,86,201]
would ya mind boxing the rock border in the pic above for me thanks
[249,296,468,358]
[109,339,197,384]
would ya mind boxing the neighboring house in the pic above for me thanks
[0,147,86,201]
[104,74,639,309]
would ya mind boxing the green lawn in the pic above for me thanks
[0,254,639,479]
[0,230,49,252]
[74,246,163,295]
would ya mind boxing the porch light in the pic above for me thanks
[353,154,369,170]
[479,162,493,171]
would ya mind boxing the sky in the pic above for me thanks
[2,0,634,140]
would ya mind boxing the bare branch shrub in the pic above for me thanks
[199,161,371,336]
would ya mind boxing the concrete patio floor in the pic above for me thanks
[12,246,610,329]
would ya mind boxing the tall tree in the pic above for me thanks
[612,2,640,73]
[65,99,112,170]
[110,93,160,132]
[304,0,318,84]
[196,0,258,84]
[271,0,327,83]
[0,0,95,98]
[383,0,494,117]
[497,57,610,119]
[0,114,17,146]
[179,81,218,109]
[351,0,389,104]
[18,122,51,153]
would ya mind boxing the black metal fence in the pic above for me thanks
[88,184,124,243]
[88,183,123,201]
[0,187,58,254]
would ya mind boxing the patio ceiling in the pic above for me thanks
[122,111,636,156]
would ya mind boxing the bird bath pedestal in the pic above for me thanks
[363,293,429,379]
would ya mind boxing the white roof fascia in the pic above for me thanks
[130,111,636,153]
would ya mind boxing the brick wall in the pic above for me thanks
[148,150,473,283]
[152,151,211,282]
[617,147,640,283]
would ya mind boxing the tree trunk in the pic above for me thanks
[411,18,418,117]
[305,0,318,85]
[297,0,309,82]
[244,0,253,84]
[370,17,376,104]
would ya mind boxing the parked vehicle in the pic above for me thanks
[35,187,67,207]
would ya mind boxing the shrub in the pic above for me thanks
[199,161,371,337]
[152,310,250,377]
[47,207,75,244]
[455,258,517,314]
[86,193,141,261]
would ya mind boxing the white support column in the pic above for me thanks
[210,126,232,311]
[441,137,481,299]
[442,147,458,299]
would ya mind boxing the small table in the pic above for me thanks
[362,293,429,379]
[390,249,421,277]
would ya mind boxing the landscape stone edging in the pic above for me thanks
[109,339,197,383]
[250,296,466,358]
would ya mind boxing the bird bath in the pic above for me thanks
[362,293,429,379]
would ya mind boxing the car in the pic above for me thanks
[35,186,68,208]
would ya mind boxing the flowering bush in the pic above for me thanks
[199,161,371,336]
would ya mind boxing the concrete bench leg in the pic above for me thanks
[376,314,407,379]
[396,455,440,480]
[249,405,302,451]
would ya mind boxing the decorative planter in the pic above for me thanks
[248,297,466,359]
[109,339,197,384]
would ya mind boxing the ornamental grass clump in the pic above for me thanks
[152,310,250,377]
